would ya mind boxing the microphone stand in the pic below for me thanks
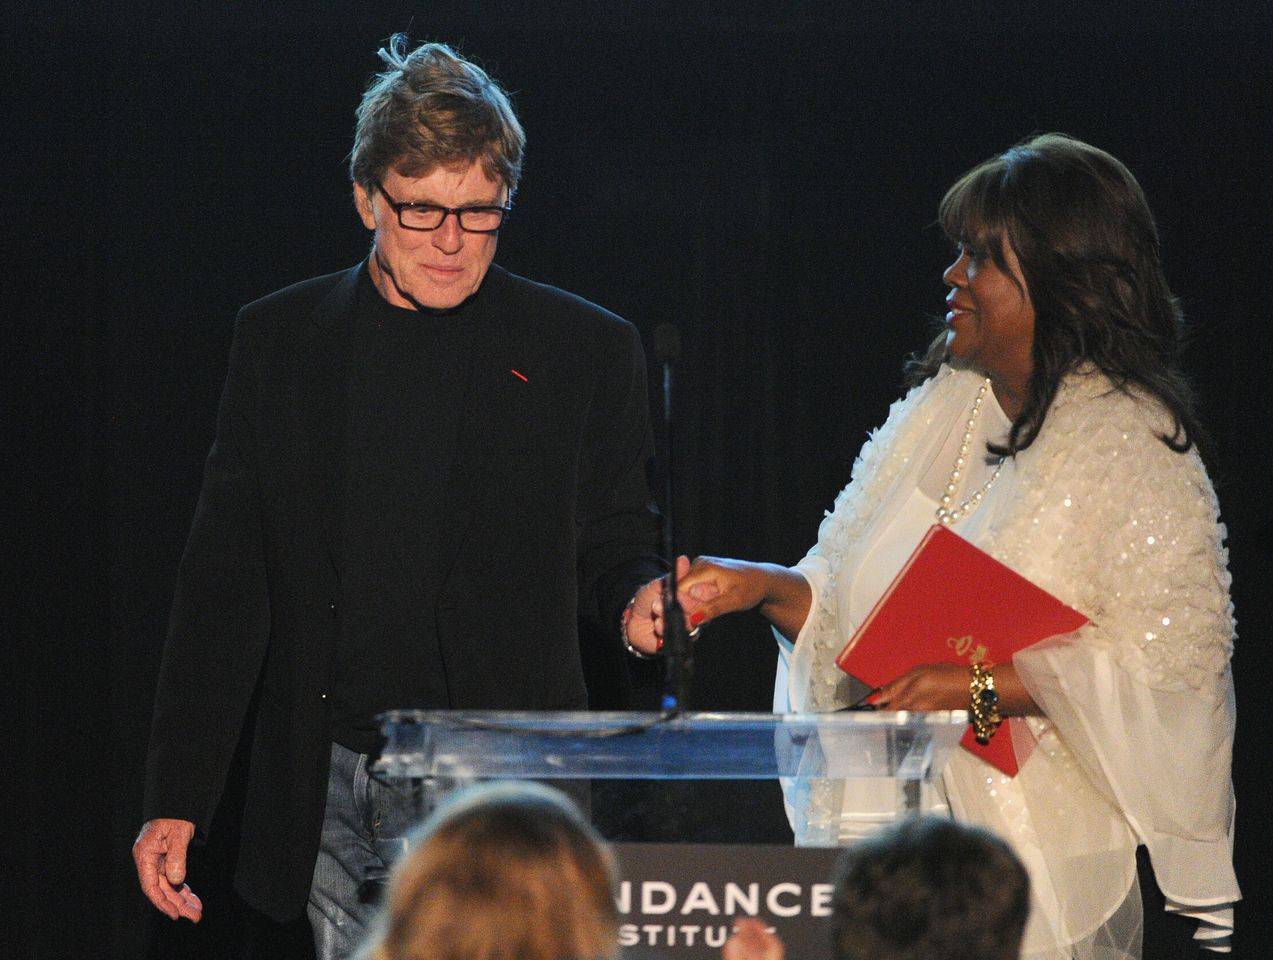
[654,325,692,717]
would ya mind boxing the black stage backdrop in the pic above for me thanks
[6,3,1272,958]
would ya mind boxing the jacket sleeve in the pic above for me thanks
[142,311,271,838]
[574,319,664,643]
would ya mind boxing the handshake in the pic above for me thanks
[621,555,812,657]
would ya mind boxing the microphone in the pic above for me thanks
[652,324,692,716]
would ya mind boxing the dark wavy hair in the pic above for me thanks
[905,133,1202,457]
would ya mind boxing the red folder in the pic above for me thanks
[835,523,1088,776]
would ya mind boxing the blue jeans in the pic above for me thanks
[307,742,424,960]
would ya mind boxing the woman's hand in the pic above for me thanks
[675,556,771,626]
[872,663,970,710]
[872,661,1039,715]
[677,556,812,641]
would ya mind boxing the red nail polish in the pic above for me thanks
[689,612,705,627]
[656,637,664,651]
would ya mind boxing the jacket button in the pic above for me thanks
[329,600,338,616]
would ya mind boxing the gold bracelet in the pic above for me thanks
[969,662,1003,745]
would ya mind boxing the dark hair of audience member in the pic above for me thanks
[830,816,1030,960]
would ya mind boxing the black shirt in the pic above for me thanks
[330,264,480,752]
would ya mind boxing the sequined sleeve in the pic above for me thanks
[1013,389,1239,951]
[1061,395,1234,690]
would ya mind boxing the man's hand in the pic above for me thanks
[133,818,203,922]
[722,918,785,960]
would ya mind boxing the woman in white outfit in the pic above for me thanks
[627,134,1238,959]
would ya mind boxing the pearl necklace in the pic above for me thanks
[935,379,1005,526]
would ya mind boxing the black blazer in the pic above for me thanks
[142,263,662,919]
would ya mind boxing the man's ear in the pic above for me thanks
[353,182,376,231]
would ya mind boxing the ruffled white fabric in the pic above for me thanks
[774,364,1239,958]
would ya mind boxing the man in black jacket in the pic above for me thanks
[133,36,664,957]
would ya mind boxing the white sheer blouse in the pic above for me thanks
[774,365,1238,959]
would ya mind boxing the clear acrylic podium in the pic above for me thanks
[373,709,967,845]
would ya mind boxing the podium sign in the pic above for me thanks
[613,843,842,960]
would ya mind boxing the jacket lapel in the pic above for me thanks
[305,264,360,583]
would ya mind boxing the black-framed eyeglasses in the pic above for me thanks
[373,180,511,233]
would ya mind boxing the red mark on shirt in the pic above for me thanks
[510,369,529,382]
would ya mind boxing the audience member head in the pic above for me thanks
[830,815,1029,960]
[356,781,619,960]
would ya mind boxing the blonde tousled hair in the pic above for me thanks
[350,34,525,195]
[356,782,618,960]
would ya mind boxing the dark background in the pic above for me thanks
[6,2,1271,957]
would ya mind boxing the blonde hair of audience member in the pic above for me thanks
[355,782,619,960]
